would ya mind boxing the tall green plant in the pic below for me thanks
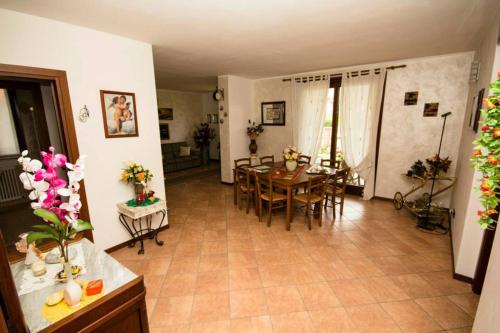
[471,72,500,229]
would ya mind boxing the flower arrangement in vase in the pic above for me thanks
[18,147,92,307]
[18,147,92,263]
[283,146,300,172]
[471,72,500,230]
[120,162,153,195]
[194,123,216,164]
[247,120,264,154]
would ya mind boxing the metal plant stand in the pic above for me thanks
[117,199,167,254]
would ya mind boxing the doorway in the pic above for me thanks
[0,64,90,256]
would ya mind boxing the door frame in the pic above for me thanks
[0,63,93,242]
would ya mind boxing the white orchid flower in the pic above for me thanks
[66,155,86,183]
[28,181,50,200]
[60,193,81,212]
[19,173,34,190]
[57,181,80,196]
[30,192,48,209]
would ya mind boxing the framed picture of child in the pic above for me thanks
[100,90,139,138]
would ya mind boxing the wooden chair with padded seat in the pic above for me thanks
[292,175,327,230]
[234,158,251,169]
[259,155,275,165]
[320,159,342,169]
[297,154,311,165]
[255,172,287,227]
[324,167,350,218]
[235,167,255,214]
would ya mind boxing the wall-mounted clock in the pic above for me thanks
[213,88,224,101]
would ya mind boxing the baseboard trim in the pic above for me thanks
[220,181,233,186]
[373,196,392,202]
[453,272,473,283]
[105,224,170,254]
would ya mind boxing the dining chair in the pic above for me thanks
[320,159,342,169]
[292,175,327,230]
[234,158,251,169]
[255,172,287,227]
[235,167,255,214]
[259,155,275,165]
[297,154,311,165]
[324,167,350,218]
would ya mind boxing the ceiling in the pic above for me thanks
[0,0,497,92]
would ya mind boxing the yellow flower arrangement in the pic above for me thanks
[120,162,153,184]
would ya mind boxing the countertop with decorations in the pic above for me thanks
[10,238,136,332]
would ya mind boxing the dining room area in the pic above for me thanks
[232,151,351,231]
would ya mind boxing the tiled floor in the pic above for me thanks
[111,174,478,333]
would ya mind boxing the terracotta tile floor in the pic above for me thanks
[111,174,478,333]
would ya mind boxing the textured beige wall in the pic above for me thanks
[375,53,473,204]
[252,79,292,159]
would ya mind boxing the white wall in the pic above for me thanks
[451,18,500,279]
[0,9,165,250]
[218,75,254,182]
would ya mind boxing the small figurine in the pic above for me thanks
[15,233,42,266]
[147,190,155,198]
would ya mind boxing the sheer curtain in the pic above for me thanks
[292,77,330,162]
[339,69,385,200]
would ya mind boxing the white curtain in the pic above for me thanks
[340,69,385,200]
[292,77,330,162]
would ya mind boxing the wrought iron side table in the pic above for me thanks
[117,199,167,254]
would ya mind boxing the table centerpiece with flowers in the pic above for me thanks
[283,146,300,171]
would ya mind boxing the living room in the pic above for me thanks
[0,1,500,333]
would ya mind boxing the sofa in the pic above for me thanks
[161,142,201,173]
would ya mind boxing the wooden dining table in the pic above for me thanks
[233,162,336,230]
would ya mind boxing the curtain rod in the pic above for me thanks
[281,64,406,82]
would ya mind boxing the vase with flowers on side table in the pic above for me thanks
[194,122,216,165]
[16,146,92,308]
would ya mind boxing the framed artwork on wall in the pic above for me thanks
[423,103,439,117]
[473,88,485,133]
[261,101,286,126]
[211,114,219,124]
[158,107,173,120]
[404,91,418,105]
[100,90,138,138]
[159,123,170,140]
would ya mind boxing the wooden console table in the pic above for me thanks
[8,238,149,333]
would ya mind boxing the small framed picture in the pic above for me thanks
[423,103,439,117]
[158,107,173,120]
[261,101,286,126]
[100,90,138,138]
[404,91,418,105]
[206,114,212,123]
[159,123,170,140]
